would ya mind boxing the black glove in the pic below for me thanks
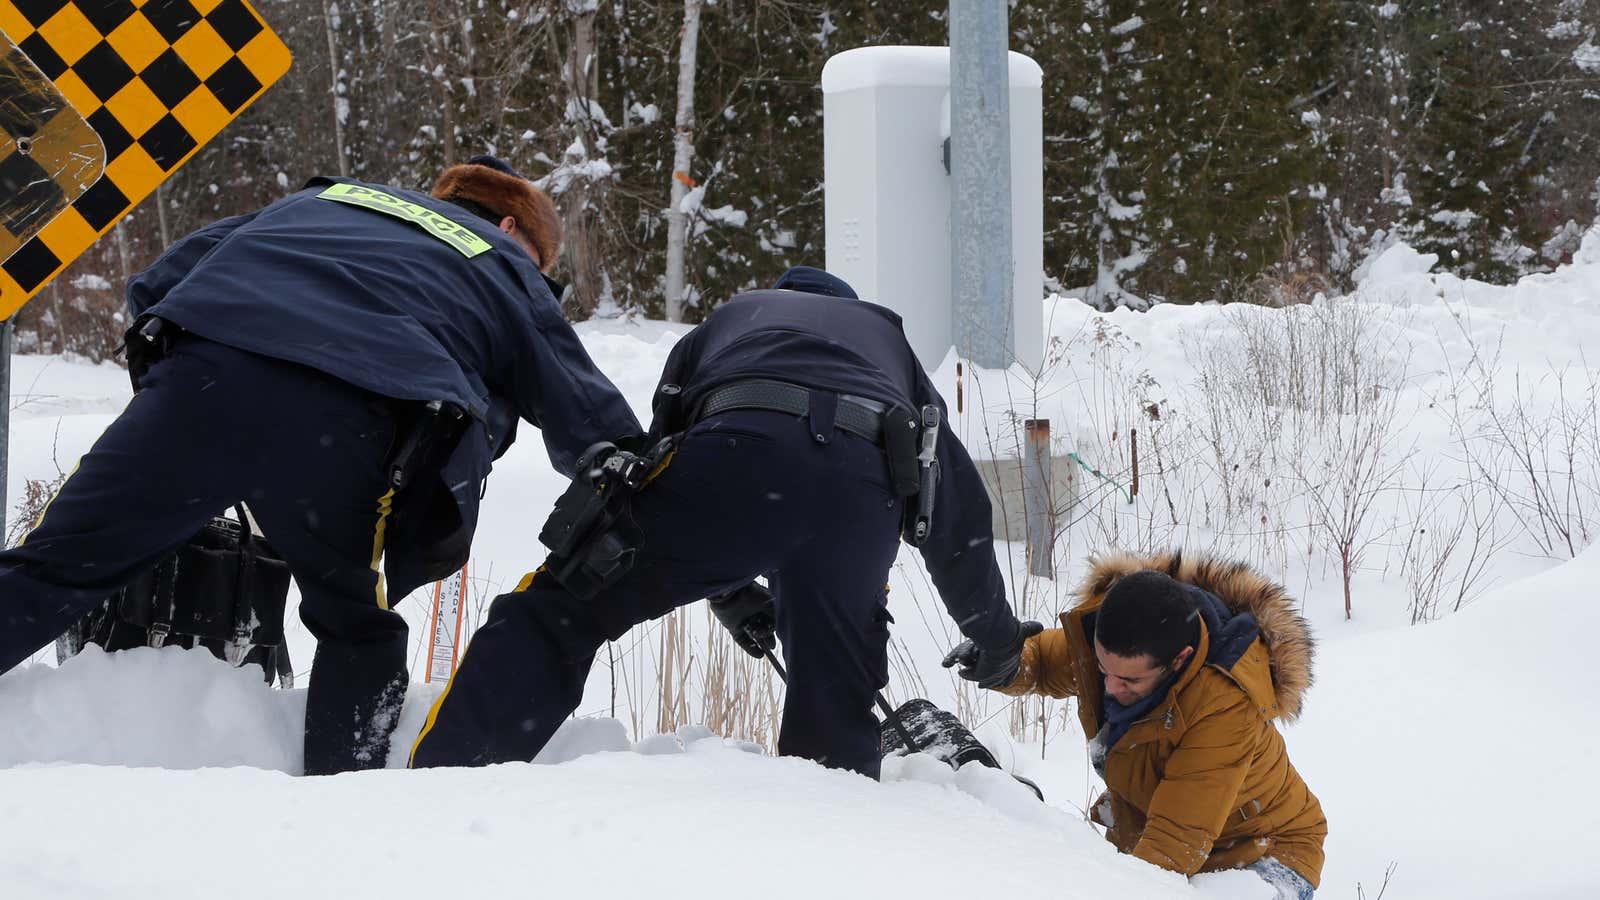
[575,440,658,492]
[613,432,654,456]
[708,582,777,659]
[941,620,1045,689]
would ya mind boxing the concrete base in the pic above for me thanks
[972,454,1080,544]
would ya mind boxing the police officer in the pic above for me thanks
[409,266,1034,778]
[0,157,642,774]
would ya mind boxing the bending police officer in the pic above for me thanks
[0,157,641,774]
[409,266,1034,778]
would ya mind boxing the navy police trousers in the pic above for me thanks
[0,337,409,774]
[411,408,903,778]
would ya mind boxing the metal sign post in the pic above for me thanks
[0,319,10,543]
[948,0,1015,369]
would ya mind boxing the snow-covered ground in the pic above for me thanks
[4,234,1600,898]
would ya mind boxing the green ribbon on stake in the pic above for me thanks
[1066,452,1134,505]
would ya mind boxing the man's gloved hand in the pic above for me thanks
[708,582,777,659]
[941,620,1045,689]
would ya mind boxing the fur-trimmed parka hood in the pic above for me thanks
[1077,550,1315,722]
[431,162,562,272]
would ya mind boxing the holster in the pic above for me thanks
[387,399,468,494]
[897,404,942,545]
[122,314,180,389]
[882,406,923,497]
[537,439,670,601]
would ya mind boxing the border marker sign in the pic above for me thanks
[425,562,468,683]
[0,32,104,265]
[0,0,291,315]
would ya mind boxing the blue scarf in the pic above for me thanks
[1092,672,1178,773]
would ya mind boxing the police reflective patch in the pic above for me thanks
[316,183,492,258]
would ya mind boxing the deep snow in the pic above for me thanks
[4,234,1600,897]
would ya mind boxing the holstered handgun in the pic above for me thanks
[903,405,941,546]
[538,438,672,600]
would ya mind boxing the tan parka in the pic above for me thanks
[1000,551,1327,886]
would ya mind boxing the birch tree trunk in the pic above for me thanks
[560,4,605,318]
[321,0,349,176]
[664,0,702,323]
[425,0,459,165]
[155,183,170,248]
[113,217,131,285]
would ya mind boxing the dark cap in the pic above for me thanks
[773,265,858,300]
[466,155,523,179]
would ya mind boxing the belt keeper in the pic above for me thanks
[806,390,838,444]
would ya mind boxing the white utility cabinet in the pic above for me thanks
[822,46,1044,371]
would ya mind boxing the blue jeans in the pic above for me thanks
[1248,858,1315,900]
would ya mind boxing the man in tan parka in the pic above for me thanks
[944,551,1327,898]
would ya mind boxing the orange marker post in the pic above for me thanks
[424,562,468,683]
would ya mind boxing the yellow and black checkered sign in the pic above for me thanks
[0,0,290,317]
[1,32,105,265]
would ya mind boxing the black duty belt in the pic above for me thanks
[699,379,886,445]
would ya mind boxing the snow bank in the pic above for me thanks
[0,743,1258,900]
[5,238,1600,897]
[0,645,303,770]
[1290,540,1600,900]
[0,649,1238,900]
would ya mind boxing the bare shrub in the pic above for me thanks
[1185,296,1413,617]
[883,631,931,712]
[7,425,71,548]
[627,600,787,753]
[1292,374,1407,621]
[1435,316,1600,560]
[1477,369,1600,557]
[1357,862,1399,900]
[1044,315,1196,557]
[6,471,70,548]
[1394,461,1509,624]
[655,607,695,735]
[698,605,782,753]
[618,618,655,739]
[1241,268,1336,308]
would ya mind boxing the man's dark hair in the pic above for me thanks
[1094,570,1200,665]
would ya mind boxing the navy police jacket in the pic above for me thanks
[649,289,1018,650]
[126,176,641,599]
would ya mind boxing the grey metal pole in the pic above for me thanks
[949,0,1014,368]
[0,318,12,544]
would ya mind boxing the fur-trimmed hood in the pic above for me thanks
[431,162,562,272]
[1076,550,1315,722]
